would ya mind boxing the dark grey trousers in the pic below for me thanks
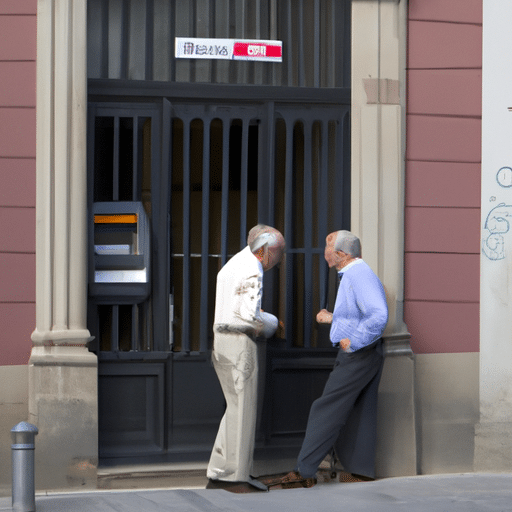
[296,339,384,479]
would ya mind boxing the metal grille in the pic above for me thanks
[88,100,350,355]
[169,102,350,352]
[275,105,350,348]
[168,104,262,353]
[87,104,160,355]
[87,0,351,87]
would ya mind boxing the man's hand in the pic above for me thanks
[316,309,333,324]
[340,338,351,351]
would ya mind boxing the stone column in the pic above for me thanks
[351,0,416,477]
[30,0,97,490]
[474,0,512,471]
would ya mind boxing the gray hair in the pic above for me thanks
[249,227,285,270]
[333,230,361,258]
[247,224,269,245]
[250,232,278,253]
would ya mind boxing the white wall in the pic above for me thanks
[475,0,512,470]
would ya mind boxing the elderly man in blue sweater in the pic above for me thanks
[269,230,388,489]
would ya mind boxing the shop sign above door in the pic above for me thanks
[175,38,282,62]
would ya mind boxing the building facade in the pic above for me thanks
[1,0,509,494]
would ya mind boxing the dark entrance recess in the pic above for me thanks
[86,0,351,465]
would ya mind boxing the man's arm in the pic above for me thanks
[316,309,351,350]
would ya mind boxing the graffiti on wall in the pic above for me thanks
[482,167,512,260]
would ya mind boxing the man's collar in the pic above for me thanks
[338,258,362,274]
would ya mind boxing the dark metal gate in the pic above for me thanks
[87,95,350,460]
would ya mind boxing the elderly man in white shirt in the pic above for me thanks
[206,227,285,492]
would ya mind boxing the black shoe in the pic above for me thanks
[206,478,267,493]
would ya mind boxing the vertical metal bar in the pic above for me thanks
[337,111,349,229]
[239,118,249,248]
[190,0,197,83]
[237,0,248,84]
[132,116,139,200]
[145,300,152,351]
[265,102,276,225]
[261,103,276,313]
[107,0,122,79]
[87,0,105,78]
[220,118,230,266]
[160,100,172,351]
[303,120,313,348]
[101,0,109,77]
[270,0,277,85]
[314,0,320,88]
[170,1,176,81]
[286,0,293,86]
[328,0,336,88]
[209,0,216,82]
[255,0,261,38]
[257,103,274,225]
[334,0,345,88]
[182,118,191,352]
[254,0,262,84]
[284,115,294,348]
[344,110,351,227]
[200,118,211,352]
[113,116,120,200]
[120,0,130,80]
[214,0,229,82]
[270,0,277,39]
[153,0,171,80]
[298,0,305,86]
[145,0,154,80]
[128,0,147,80]
[240,0,246,37]
[111,305,120,352]
[319,119,329,309]
[343,1,351,88]
[132,303,138,351]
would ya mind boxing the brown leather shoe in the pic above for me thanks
[260,474,287,487]
[278,471,317,489]
[338,471,374,483]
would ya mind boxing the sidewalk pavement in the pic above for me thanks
[2,473,512,512]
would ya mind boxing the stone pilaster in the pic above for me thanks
[30,0,97,491]
[351,0,416,477]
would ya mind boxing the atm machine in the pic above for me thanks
[89,201,151,305]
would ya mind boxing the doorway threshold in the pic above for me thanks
[97,444,299,491]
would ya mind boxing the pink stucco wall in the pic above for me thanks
[0,1,37,366]
[0,0,483,361]
[405,0,482,354]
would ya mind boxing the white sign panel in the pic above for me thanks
[175,37,282,62]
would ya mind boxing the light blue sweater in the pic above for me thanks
[330,259,388,352]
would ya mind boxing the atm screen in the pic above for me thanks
[94,214,138,256]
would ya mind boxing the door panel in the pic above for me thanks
[98,363,165,457]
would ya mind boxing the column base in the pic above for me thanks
[376,334,417,477]
[29,346,98,491]
[474,421,512,472]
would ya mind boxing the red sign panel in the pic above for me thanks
[233,42,282,61]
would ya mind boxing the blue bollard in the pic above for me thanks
[11,422,38,512]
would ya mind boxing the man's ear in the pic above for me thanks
[254,246,265,262]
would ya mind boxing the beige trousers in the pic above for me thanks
[207,332,258,482]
